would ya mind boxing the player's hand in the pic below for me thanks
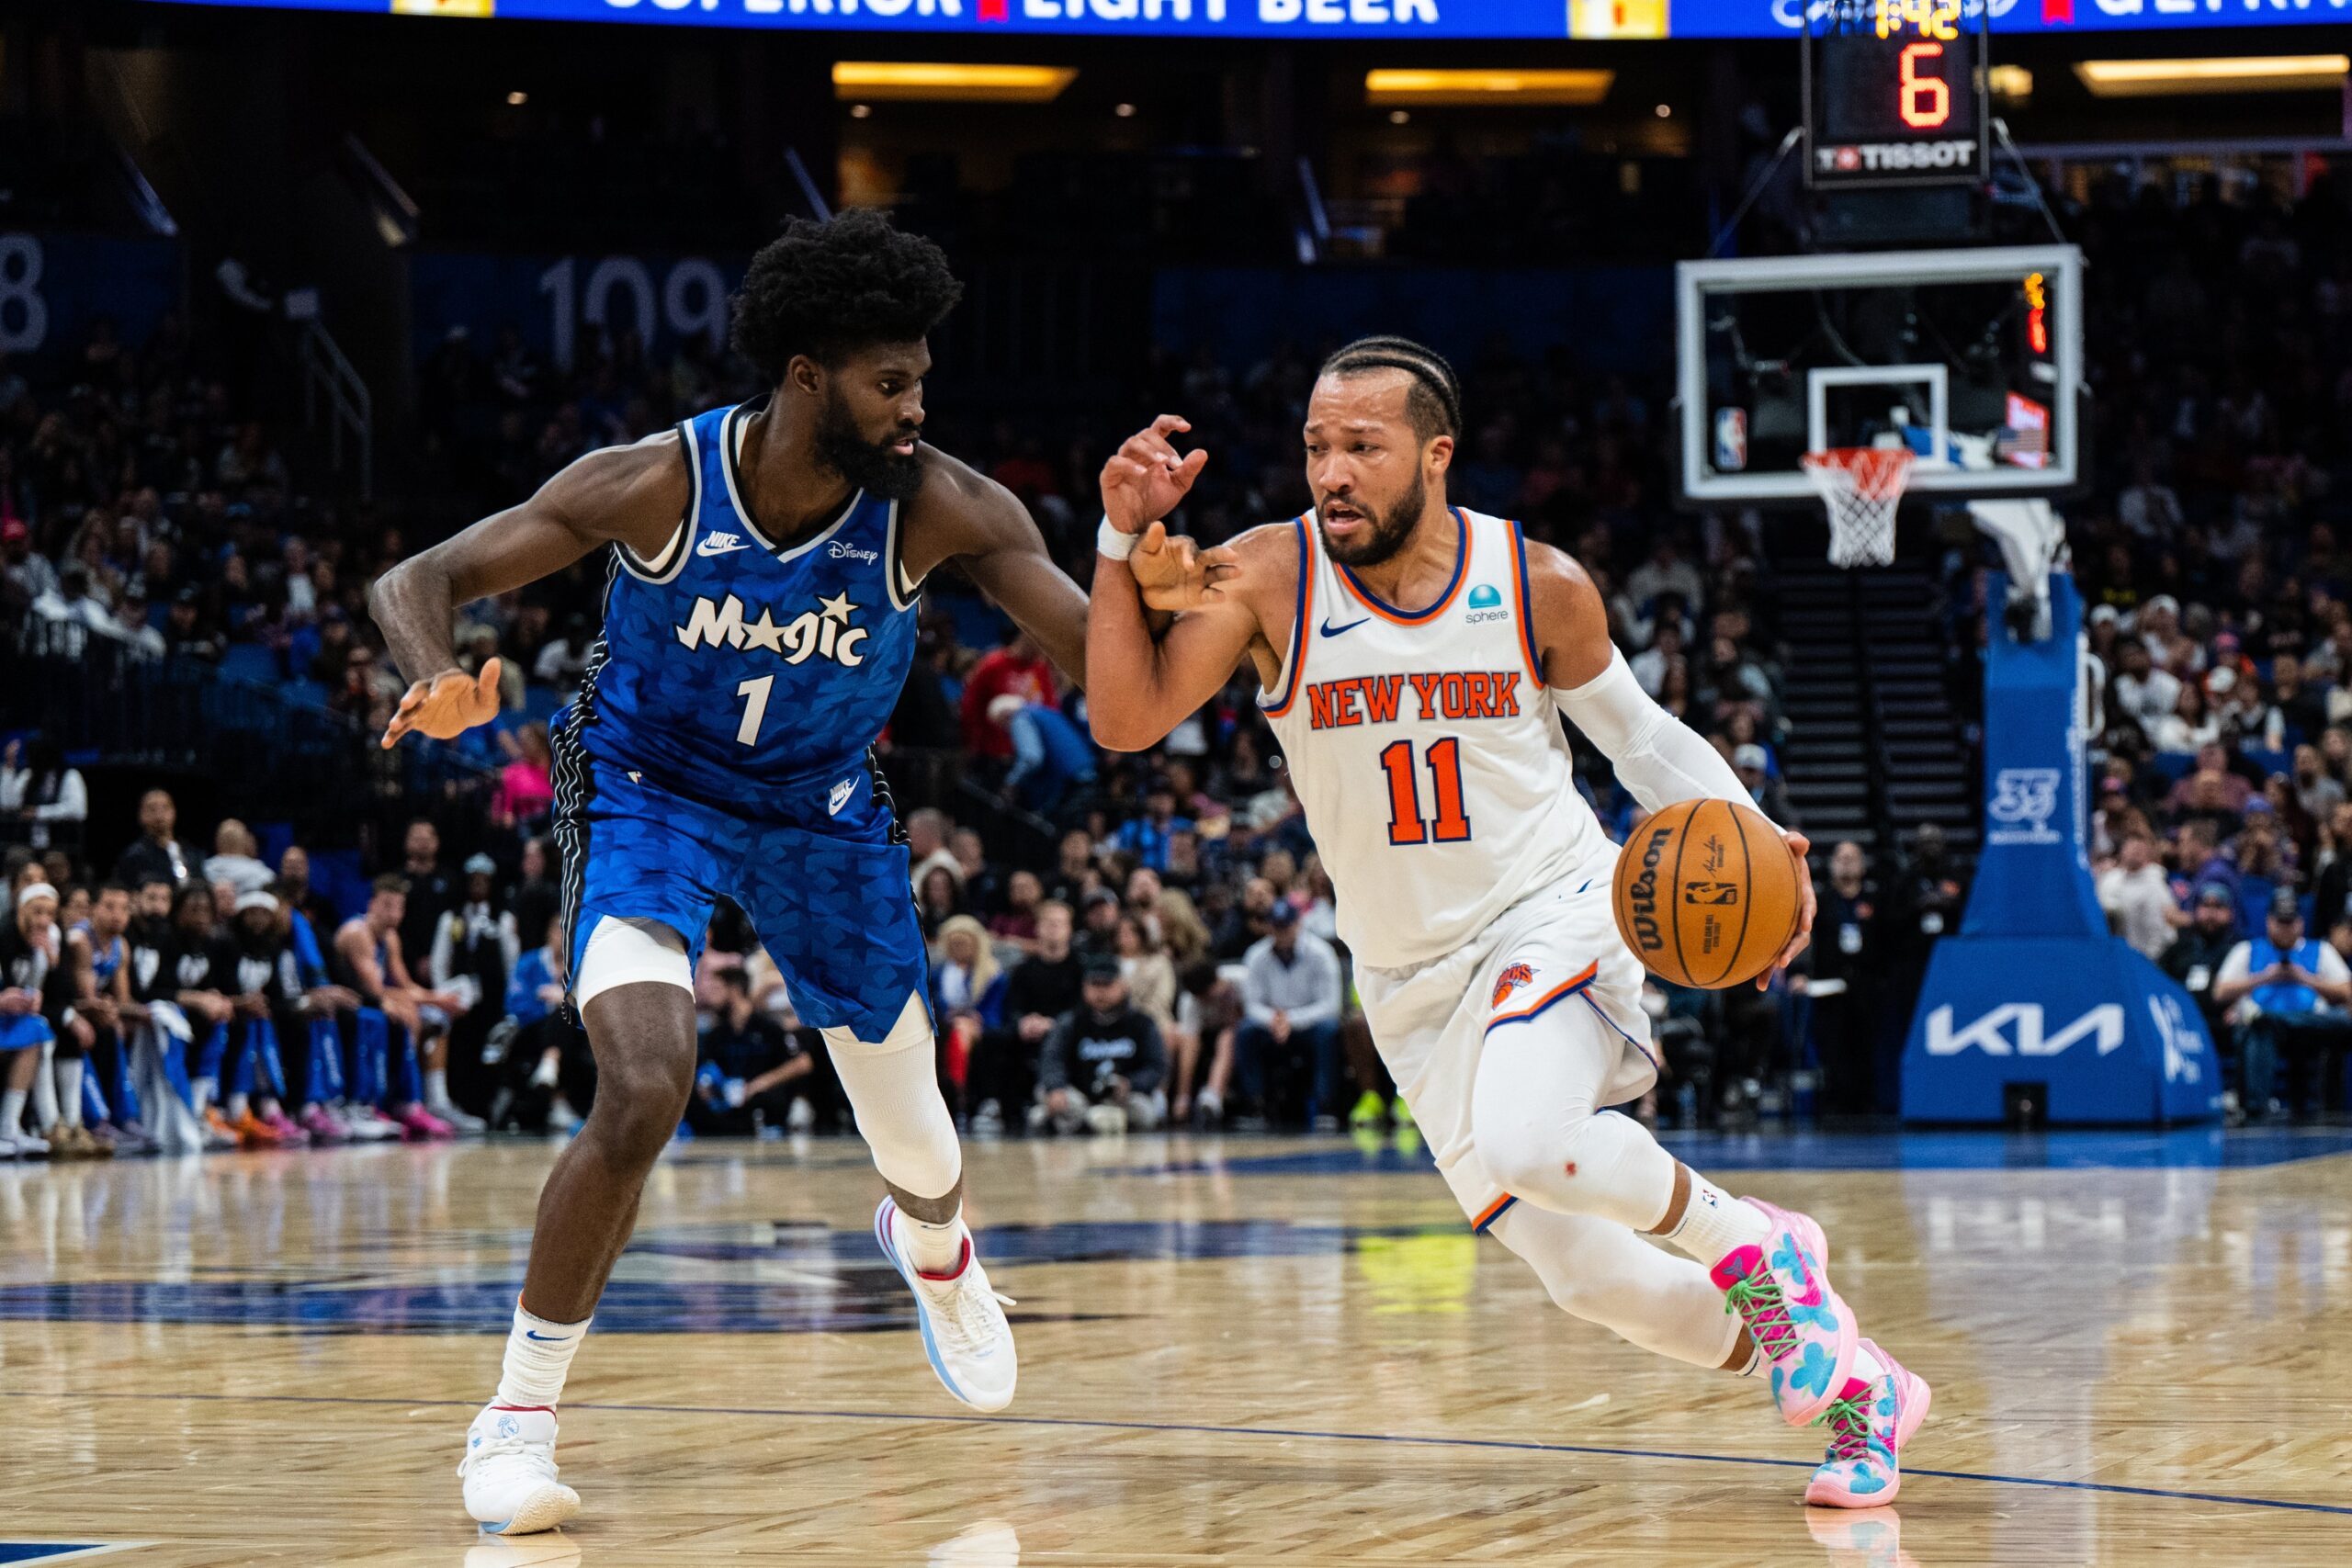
[1759,829,1816,990]
[381,660,503,750]
[1101,414,1210,536]
[1130,521,1242,614]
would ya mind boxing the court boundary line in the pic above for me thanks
[11,1390,2349,1520]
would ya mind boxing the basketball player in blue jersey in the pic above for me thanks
[370,210,1215,1535]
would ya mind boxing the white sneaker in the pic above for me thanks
[2,1131,50,1159]
[874,1197,1018,1413]
[458,1404,581,1536]
[546,1097,582,1134]
[344,1104,405,1142]
[785,1095,816,1133]
[430,1100,490,1135]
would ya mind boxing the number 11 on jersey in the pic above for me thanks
[1380,737,1472,846]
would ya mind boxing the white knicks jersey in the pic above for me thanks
[1261,507,1610,970]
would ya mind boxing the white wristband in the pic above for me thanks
[1097,514,1142,561]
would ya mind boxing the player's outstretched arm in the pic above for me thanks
[1088,417,1278,753]
[1523,538,1815,983]
[370,435,689,748]
[909,443,1223,690]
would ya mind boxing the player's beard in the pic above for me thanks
[1317,474,1425,568]
[813,390,926,502]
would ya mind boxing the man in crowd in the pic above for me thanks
[968,899,1080,1135]
[2098,829,2185,961]
[1234,902,1344,1131]
[2159,884,2242,1055]
[1733,745,1797,830]
[113,790,195,889]
[397,820,458,975]
[1034,953,1167,1135]
[430,852,518,1127]
[334,874,469,1138]
[1808,841,1883,1118]
[1114,776,1193,874]
[687,966,815,1136]
[492,916,589,1134]
[960,632,1057,768]
[203,821,275,897]
[2211,888,2352,1119]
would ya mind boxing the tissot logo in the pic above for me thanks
[674,591,869,668]
[1818,141,1979,177]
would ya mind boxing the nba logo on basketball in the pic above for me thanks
[1491,964,1535,1008]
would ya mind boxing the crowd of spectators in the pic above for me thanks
[1,283,1817,1148]
[2059,172,2352,1120]
[22,170,2352,1144]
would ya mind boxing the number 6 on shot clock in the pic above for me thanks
[1804,0,1988,189]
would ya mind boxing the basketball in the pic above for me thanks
[1612,798,1804,990]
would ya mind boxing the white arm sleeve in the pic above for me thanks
[1553,648,1766,823]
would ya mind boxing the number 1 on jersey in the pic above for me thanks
[1380,737,1472,846]
[735,675,774,747]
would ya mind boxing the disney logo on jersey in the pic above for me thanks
[1306,670,1522,732]
[674,590,871,669]
[829,541,880,565]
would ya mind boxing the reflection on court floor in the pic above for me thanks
[3,1132,2347,1565]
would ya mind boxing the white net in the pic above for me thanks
[1801,446,1914,569]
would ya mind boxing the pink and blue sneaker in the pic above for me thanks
[1709,1198,1857,1427]
[1804,1337,1932,1507]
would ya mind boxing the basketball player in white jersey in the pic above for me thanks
[1086,338,1931,1506]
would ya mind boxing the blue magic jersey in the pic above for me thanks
[567,396,922,819]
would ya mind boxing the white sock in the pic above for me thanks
[191,1077,216,1114]
[226,1091,250,1121]
[904,1207,970,1277]
[1730,1341,1763,1378]
[494,1299,591,1409]
[1,1088,26,1136]
[56,1058,84,1129]
[1850,1344,1886,1386]
[29,1043,58,1129]
[1197,1088,1222,1116]
[426,1067,451,1106]
[1657,1170,1771,1269]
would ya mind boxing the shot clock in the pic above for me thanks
[1804,0,1990,190]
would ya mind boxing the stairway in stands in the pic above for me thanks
[1773,564,1978,868]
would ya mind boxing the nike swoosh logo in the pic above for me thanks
[1319,615,1370,637]
[695,538,749,558]
[523,1330,571,1342]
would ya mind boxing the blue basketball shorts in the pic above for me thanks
[553,755,928,1043]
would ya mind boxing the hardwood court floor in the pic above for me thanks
[2,1128,2349,1565]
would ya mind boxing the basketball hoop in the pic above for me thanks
[1801,446,1914,569]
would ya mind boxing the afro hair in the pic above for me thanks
[729,208,964,380]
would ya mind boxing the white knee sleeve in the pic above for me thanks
[574,916,692,1009]
[1491,1203,1742,1372]
[825,993,961,1201]
[1473,998,1678,1232]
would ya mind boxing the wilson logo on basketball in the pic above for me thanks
[1624,828,1668,954]
[1491,964,1535,1008]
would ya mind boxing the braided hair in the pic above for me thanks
[1317,335,1463,444]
